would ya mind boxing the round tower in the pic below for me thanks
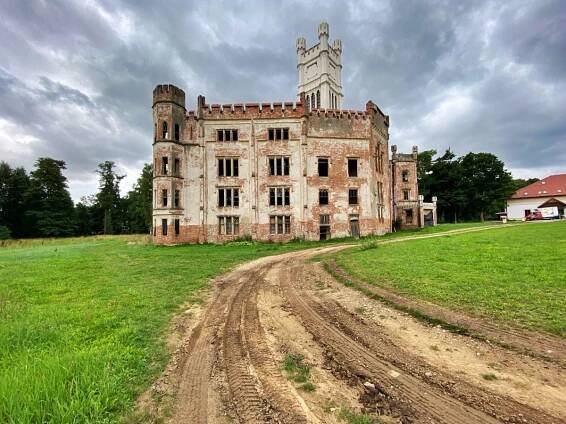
[152,84,186,244]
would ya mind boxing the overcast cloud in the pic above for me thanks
[1,0,565,201]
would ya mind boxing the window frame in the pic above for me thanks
[403,189,410,201]
[348,188,359,205]
[218,187,240,208]
[268,127,290,141]
[217,129,238,142]
[217,157,239,177]
[318,157,329,177]
[319,189,329,205]
[161,218,168,236]
[269,215,291,235]
[174,218,180,235]
[402,170,409,182]
[174,189,180,208]
[162,189,168,207]
[218,216,240,235]
[268,156,290,176]
[348,158,358,177]
[269,187,290,206]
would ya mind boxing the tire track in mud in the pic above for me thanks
[277,258,562,424]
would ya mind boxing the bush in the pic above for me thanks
[0,226,11,240]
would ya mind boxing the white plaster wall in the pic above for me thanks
[506,196,566,219]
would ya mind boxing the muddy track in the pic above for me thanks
[153,235,566,424]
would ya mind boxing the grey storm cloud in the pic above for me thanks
[0,0,565,200]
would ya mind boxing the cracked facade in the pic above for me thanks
[152,23,437,244]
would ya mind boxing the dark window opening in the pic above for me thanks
[162,122,168,139]
[269,157,290,176]
[306,95,310,111]
[162,189,168,207]
[174,123,180,141]
[162,218,168,236]
[174,219,180,235]
[162,157,169,175]
[218,158,239,177]
[348,158,358,177]
[268,128,290,141]
[403,190,410,201]
[269,187,290,206]
[524,209,531,217]
[402,170,409,182]
[348,189,358,205]
[218,216,239,235]
[319,189,329,205]
[316,90,320,109]
[217,129,238,142]
[174,190,180,208]
[405,209,414,223]
[311,94,315,110]
[319,214,330,240]
[218,188,239,207]
[269,215,291,234]
[318,158,329,177]
[174,158,180,175]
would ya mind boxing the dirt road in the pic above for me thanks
[140,232,566,423]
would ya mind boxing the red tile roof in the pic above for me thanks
[510,174,566,199]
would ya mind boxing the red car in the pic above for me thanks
[526,211,543,221]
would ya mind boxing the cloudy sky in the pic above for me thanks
[1,0,565,201]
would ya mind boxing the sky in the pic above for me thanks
[1,0,565,201]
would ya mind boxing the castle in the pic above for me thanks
[151,23,437,244]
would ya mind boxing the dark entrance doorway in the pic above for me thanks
[424,210,434,227]
[349,215,360,238]
[319,214,331,240]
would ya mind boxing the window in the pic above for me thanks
[162,122,168,139]
[162,157,169,175]
[269,215,291,234]
[376,149,384,173]
[174,124,180,141]
[318,158,329,177]
[319,214,330,240]
[311,94,315,110]
[403,190,410,201]
[524,209,531,217]
[269,156,290,176]
[217,129,238,142]
[218,187,239,207]
[316,90,320,109]
[218,158,239,177]
[349,189,358,205]
[218,216,239,235]
[162,189,168,207]
[153,220,156,236]
[174,158,180,174]
[269,187,290,206]
[174,190,180,207]
[377,182,385,220]
[306,94,310,111]
[405,209,414,223]
[162,218,168,236]
[348,158,358,177]
[268,128,289,141]
[402,171,409,182]
[174,218,180,235]
[319,189,329,205]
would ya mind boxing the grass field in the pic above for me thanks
[0,221,504,423]
[333,221,566,336]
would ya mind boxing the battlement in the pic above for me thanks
[153,84,186,108]
[308,108,369,120]
[199,100,305,119]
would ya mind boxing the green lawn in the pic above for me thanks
[333,222,566,336]
[0,236,324,423]
[0,222,504,423]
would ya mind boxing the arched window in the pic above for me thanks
[306,94,310,111]
[154,123,157,140]
[311,94,315,110]
[174,123,180,141]
[316,90,320,109]
[162,122,168,139]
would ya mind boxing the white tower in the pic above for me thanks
[297,22,343,111]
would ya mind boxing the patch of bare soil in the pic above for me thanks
[327,260,566,365]
[135,238,565,424]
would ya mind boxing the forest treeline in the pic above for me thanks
[0,151,536,239]
[0,158,151,239]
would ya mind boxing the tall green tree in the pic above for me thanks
[0,162,30,238]
[458,152,514,221]
[25,158,76,237]
[95,161,125,234]
[416,149,437,201]
[126,163,153,234]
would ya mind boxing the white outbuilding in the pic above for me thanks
[506,174,566,220]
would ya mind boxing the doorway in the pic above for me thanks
[349,215,360,238]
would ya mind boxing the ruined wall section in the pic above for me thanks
[391,146,420,228]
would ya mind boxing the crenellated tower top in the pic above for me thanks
[297,22,343,111]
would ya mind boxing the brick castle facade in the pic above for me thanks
[152,23,436,244]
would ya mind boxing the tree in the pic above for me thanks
[126,163,153,234]
[0,162,30,238]
[95,161,125,234]
[416,149,437,201]
[25,158,76,237]
[458,153,514,221]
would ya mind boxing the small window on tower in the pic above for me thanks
[174,158,180,175]
[162,189,168,207]
[174,124,180,141]
[319,189,329,205]
[162,122,168,139]
[348,189,358,205]
[402,171,409,182]
[403,190,410,201]
[348,158,358,177]
[174,219,180,235]
[318,158,329,177]
[162,218,168,236]
[162,157,169,175]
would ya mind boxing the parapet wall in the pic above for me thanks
[153,84,186,108]
[198,101,305,120]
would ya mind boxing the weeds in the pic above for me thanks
[283,354,315,391]
[338,407,380,423]
[482,373,498,381]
